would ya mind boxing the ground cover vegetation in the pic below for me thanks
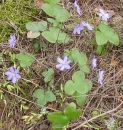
[0,0,123,129]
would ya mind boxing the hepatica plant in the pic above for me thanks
[94,22,119,54]
[26,0,71,44]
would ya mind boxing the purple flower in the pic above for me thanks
[8,34,16,48]
[73,24,84,34]
[74,0,82,15]
[82,21,94,30]
[98,70,104,85]
[56,56,71,71]
[5,67,21,84]
[92,56,97,69]
[98,9,109,21]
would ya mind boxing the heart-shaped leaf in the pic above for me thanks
[15,53,35,67]
[42,27,70,44]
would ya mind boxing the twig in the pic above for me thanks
[72,101,123,130]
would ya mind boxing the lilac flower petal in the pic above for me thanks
[9,67,15,73]
[5,71,12,76]
[98,70,104,85]
[56,64,62,69]
[76,29,81,34]
[92,56,97,69]
[76,6,81,15]
[57,57,63,64]
[60,66,65,71]
[64,65,70,70]
[12,77,17,84]
[100,9,105,15]
[8,34,16,48]
[86,23,94,30]
[15,69,19,74]
[74,0,81,15]
[81,21,87,26]
[63,56,68,63]
[15,74,21,79]
[7,76,12,80]
[65,60,71,65]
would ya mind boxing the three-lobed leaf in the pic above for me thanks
[15,53,35,67]
[42,27,70,44]
[96,23,119,46]
[64,102,82,120]
[47,102,82,129]
[41,3,70,22]
[33,89,56,107]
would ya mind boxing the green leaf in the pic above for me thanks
[98,23,113,33]
[44,0,60,4]
[83,79,92,91]
[41,3,62,17]
[70,49,81,62]
[42,27,70,44]
[80,52,88,63]
[41,3,70,22]
[75,82,88,94]
[15,53,35,67]
[96,45,105,54]
[72,71,85,82]
[48,112,68,130]
[33,89,56,106]
[37,97,46,106]
[34,43,40,52]
[26,21,47,32]
[64,102,82,120]
[64,80,75,95]
[104,31,119,46]
[79,64,90,73]
[55,8,70,22]
[98,23,119,46]
[45,91,56,102]
[33,89,46,106]
[73,92,87,106]
[96,31,107,45]
[42,68,54,82]
[47,18,59,26]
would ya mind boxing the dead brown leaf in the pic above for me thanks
[110,60,118,66]
[27,31,40,38]
[34,0,44,8]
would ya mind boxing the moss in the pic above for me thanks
[0,0,39,42]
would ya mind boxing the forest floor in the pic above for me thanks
[0,0,123,130]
